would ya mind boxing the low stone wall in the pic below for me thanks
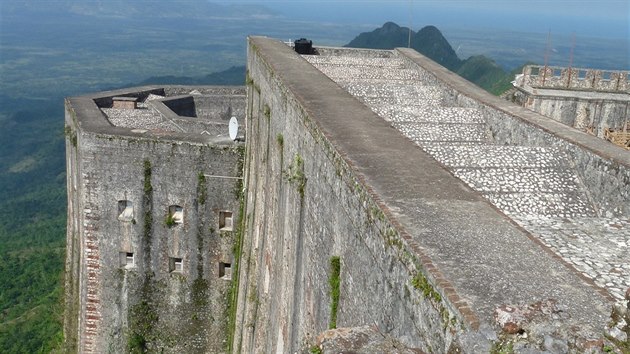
[521,65,630,93]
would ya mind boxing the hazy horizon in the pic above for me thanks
[226,0,629,39]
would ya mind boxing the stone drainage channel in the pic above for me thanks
[304,55,630,302]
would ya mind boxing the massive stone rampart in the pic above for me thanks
[233,37,620,353]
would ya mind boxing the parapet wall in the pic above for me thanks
[520,65,630,93]
[397,48,630,217]
[510,65,630,137]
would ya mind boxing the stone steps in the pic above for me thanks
[305,52,627,302]
[308,56,598,220]
[394,122,488,144]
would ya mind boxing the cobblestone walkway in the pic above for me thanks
[305,54,630,301]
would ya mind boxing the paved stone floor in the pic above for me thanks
[101,94,177,131]
[304,54,630,301]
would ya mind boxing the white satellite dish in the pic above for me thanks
[229,117,239,141]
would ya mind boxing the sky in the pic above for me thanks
[217,0,630,38]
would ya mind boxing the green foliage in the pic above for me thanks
[310,345,323,354]
[128,300,158,353]
[164,213,177,227]
[64,125,77,147]
[0,96,66,353]
[143,160,153,193]
[226,145,246,353]
[456,55,513,95]
[490,338,515,354]
[191,278,209,308]
[263,104,271,120]
[346,22,462,71]
[197,172,207,205]
[284,153,307,198]
[328,256,341,329]
[276,133,284,149]
[138,66,246,86]
[411,272,441,303]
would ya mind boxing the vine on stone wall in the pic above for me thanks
[127,160,160,353]
[328,256,341,329]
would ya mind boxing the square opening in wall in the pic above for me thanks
[219,211,233,231]
[120,252,134,268]
[167,205,183,226]
[219,262,232,280]
[118,200,134,222]
[169,257,183,273]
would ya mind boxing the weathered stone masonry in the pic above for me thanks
[64,86,244,353]
[65,39,630,353]
[233,37,628,353]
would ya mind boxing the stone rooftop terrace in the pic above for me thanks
[67,85,245,144]
[303,50,630,303]
[99,87,245,136]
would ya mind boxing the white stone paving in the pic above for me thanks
[101,99,177,131]
[304,53,630,301]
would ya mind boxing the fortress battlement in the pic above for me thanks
[64,40,630,353]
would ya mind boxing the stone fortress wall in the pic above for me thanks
[232,37,630,353]
[512,65,630,139]
[64,86,244,353]
[64,39,630,353]
[520,65,629,93]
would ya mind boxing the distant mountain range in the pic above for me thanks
[2,0,278,20]
[346,22,516,95]
[123,22,517,95]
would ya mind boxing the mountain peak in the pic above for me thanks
[381,21,402,32]
[343,22,512,95]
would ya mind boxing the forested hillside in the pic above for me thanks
[0,96,67,353]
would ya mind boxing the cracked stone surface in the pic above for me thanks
[304,53,630,301]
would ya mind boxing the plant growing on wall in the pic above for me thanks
[284,153,307,197]
[165,213,177,227]
[328,256,341,329]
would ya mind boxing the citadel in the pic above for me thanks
[64,37,630,353]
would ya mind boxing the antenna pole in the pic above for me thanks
[567,32,575,87]
[543,29,551,86]
[408,0,412,48]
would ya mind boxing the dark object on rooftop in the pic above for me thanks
[294,38,313,55]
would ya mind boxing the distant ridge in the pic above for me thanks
[136,66,246,86]
[346,22,513,95]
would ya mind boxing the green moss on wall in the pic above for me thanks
[226,144,247,353]
[328,256,341,329]
[284,153,307,198]
[127,160,160,352]
[411,272,441,303]
[64,125,77,147]
[197,172,207,206]
[263,104,271,121]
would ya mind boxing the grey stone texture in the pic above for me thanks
[233,37,627,354]
[512,65,630,137]
[64,85,244,353]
